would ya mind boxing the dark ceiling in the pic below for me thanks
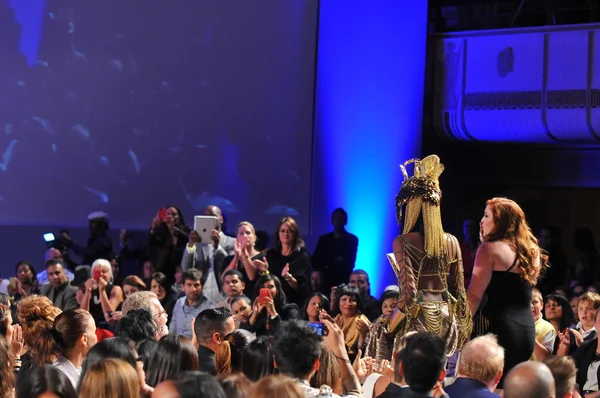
[429,0,600,32]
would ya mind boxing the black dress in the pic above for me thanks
[482,265,535,387]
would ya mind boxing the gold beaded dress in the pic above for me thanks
[389,155,472,357]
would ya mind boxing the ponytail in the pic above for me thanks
[36,327,60,365]
[214,340,231,375]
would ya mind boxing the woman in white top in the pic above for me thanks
[38,309,98,388]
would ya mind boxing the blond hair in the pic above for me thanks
[248,375,304,398]
[310,343,342,394]
[578,292,600,310]
[458,334,504,383]
[78,358,140,398]
[532,287,543,303]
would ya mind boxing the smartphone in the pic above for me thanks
[307,322,328,336]
[158,208,168,222]
[93,268,102,281]
[43,233,55,242]
[251,252,267,261]
[259,288,270,304]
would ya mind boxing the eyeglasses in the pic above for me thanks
[135,356,144,363]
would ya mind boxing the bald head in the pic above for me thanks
[504,362,556,398]
[204,205,223,228]
[458,334,504,389]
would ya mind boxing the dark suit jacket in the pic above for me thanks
[445,378,500,398]
[377,384,446,398]
[40,282,79,311]
[197,345,217,376]
[181,242,229,291]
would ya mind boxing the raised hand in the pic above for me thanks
[253,257,269,273]
[233,239,244,258]
[281,263,290,279]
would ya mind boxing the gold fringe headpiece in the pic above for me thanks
[395,155,447,257]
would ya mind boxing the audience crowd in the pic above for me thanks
[0,205,597,397]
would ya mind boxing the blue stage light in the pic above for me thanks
[313,1,428,296]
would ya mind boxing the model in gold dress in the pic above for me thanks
[389,155,472,357]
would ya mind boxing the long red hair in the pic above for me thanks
[484,197,548,286]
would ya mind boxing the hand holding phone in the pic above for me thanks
[307,322,328,336]
[93,268,102,281]
[158,208,168,222]
[259,288,270,305]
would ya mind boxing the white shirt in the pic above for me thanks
[53,355,81,389]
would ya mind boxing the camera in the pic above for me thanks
[43,229,70,252]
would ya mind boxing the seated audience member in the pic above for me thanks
[170,269,215,339]
[241,274,299,336]
[122,291,168,339]
[37,309,98,389]
[574,292,600,342]
[272,319,362,397]
[0,336,15,398]
[572,308,600,395]
[145,335,199,387]
[249,374,305,398]
[241,336,277,382]
[310,343,343,395]
[114,309,158,343]
[347,270,381,321]
[217,270,246,309]
[331,284,370,362]
[503,361,556,398]
[230,296,252,328]
[36,248,76,285]
[543,356,580,398]
[78,358,140,398]
[9,261,41,303]
[79,336,153,396]
[364,289,400,363]
[369,331,417,398]
[150,272,177,325]
[40,260,78,311]
[80,259,123,329]
[214,329,254,375]
[16,365,77,398]
[193,307,236,376]
[378,331,448,398]
[17,295,62,368]
[302,292,331,323]
[445,334,503,398]
[218,373,254,398]
[532,288,556,361]
[153,370,227,398]
[121,275,146,300]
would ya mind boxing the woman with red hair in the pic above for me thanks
[467,197,548,387]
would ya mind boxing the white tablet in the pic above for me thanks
[193,215,218,244]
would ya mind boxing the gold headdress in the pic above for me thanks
[395,155,447,258]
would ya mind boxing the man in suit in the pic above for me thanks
[204,205,235,255]
[378,331,449,398]
[180,205,235,305]
[40,259,78,311]
[445,334,503,398]
[193,307,235,376]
